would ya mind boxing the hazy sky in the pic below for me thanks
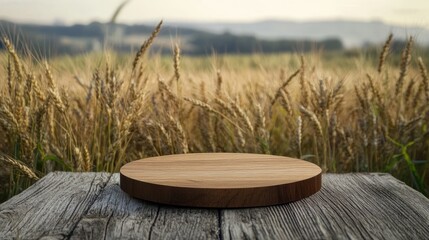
[1,0,428,27]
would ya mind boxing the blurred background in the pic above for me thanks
[1,0,429,56]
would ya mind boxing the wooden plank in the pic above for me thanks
[71,173,220,240]
[3,172,428,239]
[120,153,321,208]
[147,207,219,240]
[221,173,429,240]
[0,172,111,240]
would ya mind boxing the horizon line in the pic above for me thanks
[1,17,426,29]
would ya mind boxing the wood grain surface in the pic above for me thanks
[0,172,110,239]
[71,174,218,240]
[1,172,429,239]
[221,173,429,239]
[120,153,322,208]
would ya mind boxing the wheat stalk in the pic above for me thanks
[45,62,55,88]
[34,101,48,140]
[199,81,207,103]
[412,85,424,108]
[404,78,416,104]
[132,20,163,72]
[83,146,91,171]
[230,99,254,134]
[254,103,270,152]
[173,44,182,100]
[216,70,223,96]
[417,57,429,102]
[271,69,300,106]
[0,102,19,132]
[93,69,101,100]
[0,153,39,180]
[339,128,354,167]
[378,33,393,73]
[173,44,181,83]
[31,74,45,101]
[60,88,70,110]
[185,97,244,132]
[297,116,303,158]
[145,134,160,156]
[45,64,67,113]
[74,147,84,171]
[236,126,246,149]
[254,103,266,135]
[354,85,366,110]
[184,97,216,113]
[197,110,216,152]
[299,55,309,106]
[214,98,235,117]
[2,37,24,82]
[396,36,413,95]
[366,74,382,104]
[279,89,292,115]
[48,89,66,114]
[299,105,323,139]
[329,111,338,147]
[318,78,328,110]
[167,114,189,154]
[158,78,178,101]
[7,55,13,96]
[156,122,174,152]
[121,91,146,138]
[45,103,54,139]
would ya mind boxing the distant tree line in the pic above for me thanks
[0,20,346,56]
[189,32,343,54]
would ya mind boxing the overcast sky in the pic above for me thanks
[1,0,428,27]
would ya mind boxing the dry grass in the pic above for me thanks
[0,25,428,202]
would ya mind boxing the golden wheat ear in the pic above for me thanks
[132,20,163,72]
[378,33,393,73]
[0,153,39,180]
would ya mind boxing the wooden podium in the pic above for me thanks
[120,153,321,208]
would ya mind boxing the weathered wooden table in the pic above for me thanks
[1,172,428,239]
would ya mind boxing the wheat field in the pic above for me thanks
[0,22,428,202]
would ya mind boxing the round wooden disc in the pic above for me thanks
[120,153,321,208]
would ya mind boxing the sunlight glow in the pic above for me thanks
[0,0,428,28]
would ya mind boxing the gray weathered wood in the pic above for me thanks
[69,174,159,239]
[1,172,428,240]
[221,173,429,240]
[147,206,219,240]
[0,172,111,240]
[71,174,219,240]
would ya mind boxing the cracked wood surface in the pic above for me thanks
[70,174,218,240]
[222,173,429,239]
[1,172,428,239]
[0,172,111,239]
